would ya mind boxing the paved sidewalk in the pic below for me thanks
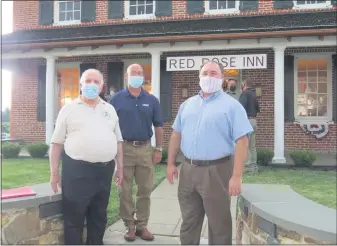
[104,175,237,245]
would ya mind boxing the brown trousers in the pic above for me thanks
[178,158,233,245]
[119,142,154,230]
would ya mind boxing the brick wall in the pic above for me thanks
[13,0,337,31]
[10,47,337,152]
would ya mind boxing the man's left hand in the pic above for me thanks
[229,175,242,196]
[152,151,162,165]
[115,167,123,188]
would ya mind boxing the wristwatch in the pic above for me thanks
[155,147,163,152]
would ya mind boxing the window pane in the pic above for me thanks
[218,0,226,9]
[306,61,317,70]
[307,83,317,93]
[307,71,317,83]
[227,0,236,8]
[297,105,307,116]
[74,1,81,11]
[138,0,145,4]
[146,0,153,3]
[66,1,74,11]
[146,5,153,14]
[317,83,327,93]
[306,94,318,116]
[60,2,66,11]
[210,0,218,9]
[59,12,66,21]
[138,5,145,14]
[130,0,137,5]
[317,59,327,70]
[74,11,81,20]
[66,12,73,21]
[297,94,307,105]
[318,71,327,83]
[130,6,137,15]
[297,83,306,93]
[297,60,307,71]
[297,71,306,83]
[317,106,327,116]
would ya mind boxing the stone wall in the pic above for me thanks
[1,183,86,245]
[236,184,336,245]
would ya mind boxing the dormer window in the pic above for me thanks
[125,0,156,19]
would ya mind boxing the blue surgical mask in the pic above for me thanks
[128,76,144,88]
[81,83,100,99]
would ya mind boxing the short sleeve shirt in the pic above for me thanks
[51,98,123,163]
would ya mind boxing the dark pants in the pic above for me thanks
[61,153,115,245]
[178,157,233,245]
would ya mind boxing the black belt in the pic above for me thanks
[124,139,151,146]
[185,156,231,167]
[82,159,114,167]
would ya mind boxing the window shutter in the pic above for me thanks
[274,0,294,9]
[239,0,259,11]
[108,0,124,19]
[186,0,204,14]
[81,0,96,22]
[284,55,295,122]
[156,0,172,17]
[332,54,337,122]
[39,1,53,25]
[332,0,337,6]
[107,62,124,92]
[37,65,47,122]
[160,60,172,122]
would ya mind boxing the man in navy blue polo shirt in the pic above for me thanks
[110,63,164,242]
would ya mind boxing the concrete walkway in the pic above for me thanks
[104,177,237,245]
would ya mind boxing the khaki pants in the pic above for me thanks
[246,118,257,166]
[178,158,233,245]
[119,142,154,230]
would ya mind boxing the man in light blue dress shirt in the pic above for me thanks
[166,61,253,245]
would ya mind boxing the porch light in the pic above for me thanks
[181,85,189,99]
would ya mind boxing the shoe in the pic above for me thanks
[124,227,136,242]
[135,228,154,241]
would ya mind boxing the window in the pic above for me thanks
[57,68,80,107]
[54,0,81,25]
[294,57,332,122]
[142,64,152,94]
[125,0,156,19]
[205,0,240,14]
[293,0,332,9]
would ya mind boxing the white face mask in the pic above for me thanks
[199,76,223,94]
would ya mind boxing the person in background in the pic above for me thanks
[239,78,260,172]
[99,91,107,102]
[225,79,238,98]
[49,69,124,245]
[166,61,253,245]
[110,64,164,242]
[106,86,116,102]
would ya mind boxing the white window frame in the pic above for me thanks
[205,0,240,15]
[293,54,333,124]
[53,0,82,26]
[293,0,332,9]
[124,0,156,20]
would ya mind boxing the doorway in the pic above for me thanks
[224,69,242,99]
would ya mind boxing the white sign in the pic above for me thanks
[166,54,267,71]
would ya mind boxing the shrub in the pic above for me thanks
[161,148,168,163]
[290,150,316,167]
[27,142,49,158]
[257,148,273,166]
[2,143,21,159]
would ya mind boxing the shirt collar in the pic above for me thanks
[198,90,222,101]
[125,87,146,98]
[76,97,105,105]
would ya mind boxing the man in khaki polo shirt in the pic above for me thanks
[49,69,124,245]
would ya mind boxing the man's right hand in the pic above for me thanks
[50,172,61,193]
[166,164,178,184]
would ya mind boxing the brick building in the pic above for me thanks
[2,0,337,164]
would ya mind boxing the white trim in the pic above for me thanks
[204,0,240,15]
[53,0,82,26]
[293,0,332,9]
[3,36,337,60]
[293,53,333,123]
[124,0,156,20]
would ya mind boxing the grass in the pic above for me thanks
[243,167,337,209]
[2,158,167,226]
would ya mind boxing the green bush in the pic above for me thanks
[257,148,273,166]
[161,148,168,163]
[290,150,316,167]
[2,143,21,159]
[27,142,49,158]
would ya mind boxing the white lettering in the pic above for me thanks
[166,54,267,71]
